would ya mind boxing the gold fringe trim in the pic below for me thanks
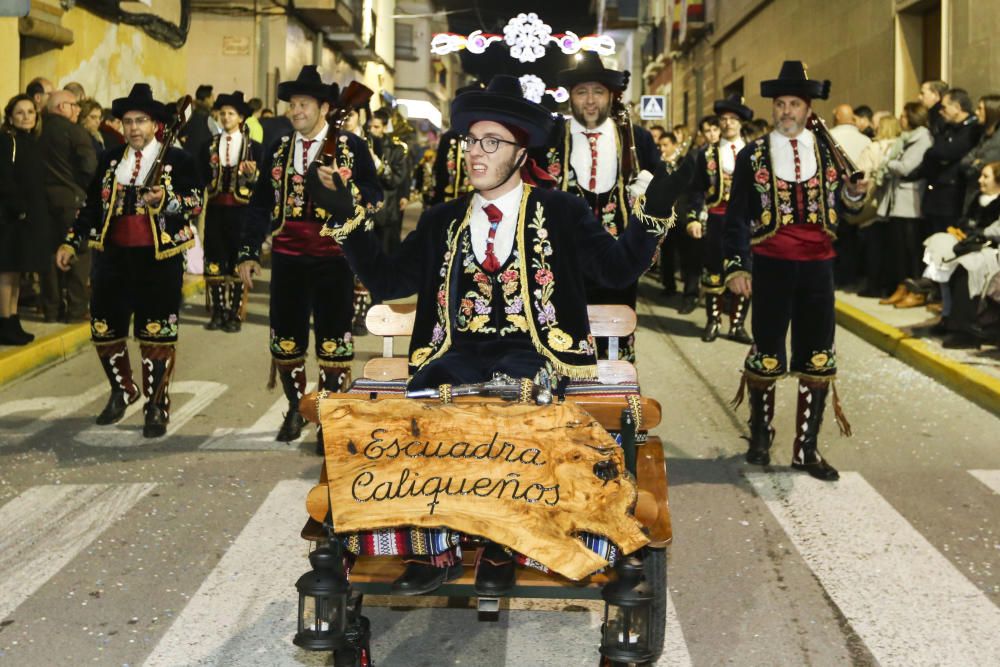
[831,380,852,437]
[153,238,196,261]
[733,372,779,408]
[632,195,676,236]
[319,204,368,243]
[267,356,306,390]
[94,337,129,352]
[730,371,748,409]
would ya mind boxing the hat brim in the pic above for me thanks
[213,98,251,118]
[277,82,334,103]
[557,70,626,93]
[450,93,553,147]
[111,99,169,123]
[713,101,753,121]
[760,79,830,101]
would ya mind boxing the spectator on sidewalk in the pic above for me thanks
[245,97,265,144]
[39,89,97,322]
[959,94,1000,213]
[880,102,933,306]
[830,104,873,288]
[78,99,105,154]
[857,115,903,297]
[98,109,125,149]
[26,78,53,113]
[179,84,215,158]
[0,95,51,345]
[64,82,87,102]
[853,104,875,139]
[919,79,949,138]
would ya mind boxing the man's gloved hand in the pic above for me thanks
[643,157,694,218]
[306,163,356,223]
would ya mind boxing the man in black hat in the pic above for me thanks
[724,61,868,481]
[429,82,484,206]
[540,51,663,362]
[198,91,262,333]
[55,83,204,438]
[237,66,381,446]
[688,94,755,343]
[309,75,687,596]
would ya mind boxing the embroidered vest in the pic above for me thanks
[266,135,357,234]
[205,133,255,203]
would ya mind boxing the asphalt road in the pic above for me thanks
[1,274,999,667]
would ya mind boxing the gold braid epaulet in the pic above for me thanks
[319,204,369,243]
[633,195,676,237]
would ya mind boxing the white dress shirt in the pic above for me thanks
[114,139,162,186]
[218,129,244,167]
[569,116,618,194]
[292,123,329,175]
[470,183,524,266]
[719,137,745,174]
[769,129,818,183]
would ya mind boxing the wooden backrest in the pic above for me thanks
[362,303,638,384]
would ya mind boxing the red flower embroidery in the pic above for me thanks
[754,168,770,185]
[210,154,219,165]
[271,167,282,180]
[460,298,474,315]
[501,269,518,283]
[547,162,561,177]
[707,160,717,171]
[437,290,447,306]
[826,167,838,182]
[535,269,553,285]
[337,167,353,182]
[776,180,789,190]
[807,177,820,188]
[473,272,490,284]
[101,188,111,201]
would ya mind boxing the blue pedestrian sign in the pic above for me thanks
[639,95,666,120]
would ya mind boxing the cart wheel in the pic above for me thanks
[642,545,667,663]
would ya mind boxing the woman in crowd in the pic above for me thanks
[857,114,903,297]
[879,102,934,306]
[97,108,125,148]
[77,99,104,154]
[0,95,51,345]
[959,94,1000,212]
[921,161,1000,348]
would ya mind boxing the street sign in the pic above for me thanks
[640,95,666,120]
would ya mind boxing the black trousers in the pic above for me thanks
[700,213,726,293]
[90,246,184,343]
[660,227,702,296]
[203,204,243,279]
[885,216,924,285]
[269,251,354,364]
[745,255,837,379]
[947,267,979,334]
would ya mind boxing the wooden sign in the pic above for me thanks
[312,398,649,580]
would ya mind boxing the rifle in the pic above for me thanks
[315,81,374,170]
[610,91,640,186]
[806,111,864,183]
[141,95,193,189]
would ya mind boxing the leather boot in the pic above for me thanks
[791,379,840,481]
[0,316,32,345]
[315,364,352,455]
[702,294,722,342]
[352,281,371,336]
[894,292,927,309]
[474,542,516,596]
[275,360,308,442]
[95,339,140,425]
[140,343,175,438]
[204,281,227,330]
[222,281,243,333]
[9,315,34,343]
[391,555,464,596]
[745,378,775,465]
[879,283,909,305]
[728,295,753,344]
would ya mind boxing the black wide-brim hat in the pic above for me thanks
[277,65,339,103]
[214,90,252,118]
[111,83,170,123]
[713,94,753,121]
[450,75,554,147]
[760,61,830,101]
[557,51,628,93]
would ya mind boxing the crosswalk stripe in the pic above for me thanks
[199,383,316,450]
[0,383,106,448]
[75,380,228,447]
[142,479,319,667]
[748,472,1000,666]
[970,470,1000,495]
[659,592,693,667]
[0,483,156,621]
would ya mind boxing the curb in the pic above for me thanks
[835,300,1000,417]
[0,277,205,389]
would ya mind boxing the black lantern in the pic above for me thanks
[293,543,350,651]
[600,555,654,664]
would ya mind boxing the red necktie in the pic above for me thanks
[584,131,600,191]
[482,203,502,273]
[730,143,738,168]
[789,138,802,181]
[225,134,233,167]
[301,138,315,173]
[129,149,143,185]
[789,137,806,219]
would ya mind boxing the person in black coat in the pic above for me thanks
[0,95,51,345]
[917,88,982,237]
[56,84,204,438]
[197,91,262,333]
[919,80,950,138]
[308,74,688,597]
[538,52,664,362]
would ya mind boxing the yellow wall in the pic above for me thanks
[20,3,187,106]
[0,18,21,105]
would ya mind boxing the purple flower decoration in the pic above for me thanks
[474,299,492,315]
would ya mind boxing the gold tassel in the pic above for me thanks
[730,371,748,409]
[831,380,852,437]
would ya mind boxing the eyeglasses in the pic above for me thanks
[60,101,81,109]
[121,117,152,127]
[460,135,520,154]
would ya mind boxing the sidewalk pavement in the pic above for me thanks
[835,291,1000,416]
[0,275,205,388]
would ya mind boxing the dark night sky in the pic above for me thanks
[435,2,600,87]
